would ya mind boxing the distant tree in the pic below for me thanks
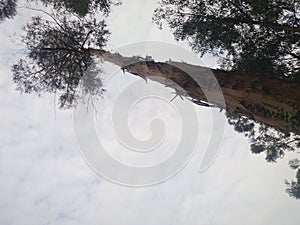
[8,0,300,201]
[0,0,17,21]
[12,15,109,108]
[153,0,300,80]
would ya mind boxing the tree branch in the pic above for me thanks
[81,30,94,49]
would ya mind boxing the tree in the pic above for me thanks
[153,0,300,80]
[0,0,117,22]
[12,15,109,108]
[12,11,300,128]
[39,0,118,16]
[153,0,300,172]
[9,5,300,200]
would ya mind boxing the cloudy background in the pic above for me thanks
[0,0,300,225]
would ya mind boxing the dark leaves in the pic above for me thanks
[250,144,264,154]
[285,178,300,199]
[289,159,300,170]
[154,0,300,79]
[12,15,109,108]
[226,111,300,163]
[40,0,119,16]
[0,0,17,21]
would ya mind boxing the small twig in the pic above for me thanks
[170,93,184,102]
[81,30,94,49]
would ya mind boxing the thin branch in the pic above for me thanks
[81,30,94,49]
[227,0,253,21]
[41,47,81,53]
[21,7,82,46]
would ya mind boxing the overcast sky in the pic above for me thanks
[0,1,300,225]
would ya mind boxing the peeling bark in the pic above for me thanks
[89,48,300,135]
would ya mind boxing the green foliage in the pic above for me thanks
[227,110,300,200]
[285,179,300,200]
[0,0,17,21]
[289,158,300,170]
[12,15,109,108]
[153,0,300,79]
[226,111,300,163]
[0,0,118,22]
[285,169,300,200]
[40,0,119,16]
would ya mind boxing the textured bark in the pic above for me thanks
[89,48,300,135]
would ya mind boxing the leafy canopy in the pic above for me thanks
[0,0,118,22]
[226,111,300,163]
[226,110,300,199]
[153,0,300,79]
[39,0,119,16]
[285,171,300,200]
[12,14,109,108]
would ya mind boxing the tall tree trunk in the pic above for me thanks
[89,48,300,135]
